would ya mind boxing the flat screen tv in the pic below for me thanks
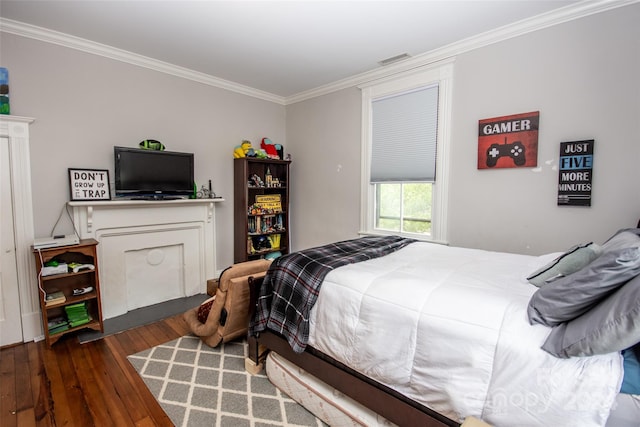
[114,146,194,199]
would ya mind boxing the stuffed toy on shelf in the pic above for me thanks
[261,138,283,160]
[233,139,269,158]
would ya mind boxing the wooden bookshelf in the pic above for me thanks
[234,158,290,263]
[33,239,104,346]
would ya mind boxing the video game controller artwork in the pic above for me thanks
[486,139,526,167]
[478,111,539,169]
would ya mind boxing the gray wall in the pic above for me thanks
[286,4,640,255]
[448,5,640,255]
[2,4,639,264]
[286,88,363,250]
[1,33,286,270]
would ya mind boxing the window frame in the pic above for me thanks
[359,62,453,243]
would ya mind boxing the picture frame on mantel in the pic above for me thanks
[68,168,111,201]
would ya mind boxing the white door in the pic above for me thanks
[0,135,23,346]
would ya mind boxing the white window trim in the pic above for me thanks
[359,61,453,244]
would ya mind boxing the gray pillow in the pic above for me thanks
[601,229,640,253]
[542,274,640,358]
[527,242,602,287]
[527,247,640,327]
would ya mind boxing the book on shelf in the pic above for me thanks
[65,301,91,327]
[248,213,285,234]
[66,311,89,320]
[65,301,87,311]
[47,316,67,329]
[255,194,282,212]
[49,324,70,335]
[65,302,88,315]
[68,317,92,328]
[45,290,66,306]
[48,316,69,334]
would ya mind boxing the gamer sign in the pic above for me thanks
[68,168,111,201]
[478,111,539,169]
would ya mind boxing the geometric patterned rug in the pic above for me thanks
[127,335,326,427]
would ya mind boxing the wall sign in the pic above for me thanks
[557,140,594,206]
[478,111,539,169]
[68,168,111,201]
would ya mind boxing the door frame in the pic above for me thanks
[1,134,23,344]
[0,116,40,343]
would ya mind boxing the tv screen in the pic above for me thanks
[114,146,194,198]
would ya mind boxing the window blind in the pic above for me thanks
[370,84,438,182]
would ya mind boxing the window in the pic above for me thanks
[360,63,452,243]
[376,182,432,234]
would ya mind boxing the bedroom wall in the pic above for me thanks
[286,4,640,255]
[285,88,363,248]
[447,4,640,255]
[1,3,638,264]
[0,32,286,270]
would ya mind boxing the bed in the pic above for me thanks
[247,229,640,427]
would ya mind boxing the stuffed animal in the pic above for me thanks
[233,140,254,158]
[261,138,281,160]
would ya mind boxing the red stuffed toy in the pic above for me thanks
[261,138,280,159]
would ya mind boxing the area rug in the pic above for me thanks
[128,335,326,427]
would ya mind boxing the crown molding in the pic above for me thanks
[1,0,636,106]
[0,18,286,105]
[285,0,639,105]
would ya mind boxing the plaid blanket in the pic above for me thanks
[250,235,416,353]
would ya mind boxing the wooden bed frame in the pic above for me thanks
[246,222,640,426]
[247,275,463,427]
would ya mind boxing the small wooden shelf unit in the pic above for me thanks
[33,238,104,346]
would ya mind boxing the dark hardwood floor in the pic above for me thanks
[0,314,191,427]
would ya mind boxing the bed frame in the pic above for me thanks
[247,275,461,427]
[246,221,640,426]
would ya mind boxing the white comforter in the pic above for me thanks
[307,242,623,426]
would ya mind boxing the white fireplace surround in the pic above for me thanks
[69,199,222,319]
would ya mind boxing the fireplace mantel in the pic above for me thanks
[69,199,223,319]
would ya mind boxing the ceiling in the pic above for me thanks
[0,1,594,100]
